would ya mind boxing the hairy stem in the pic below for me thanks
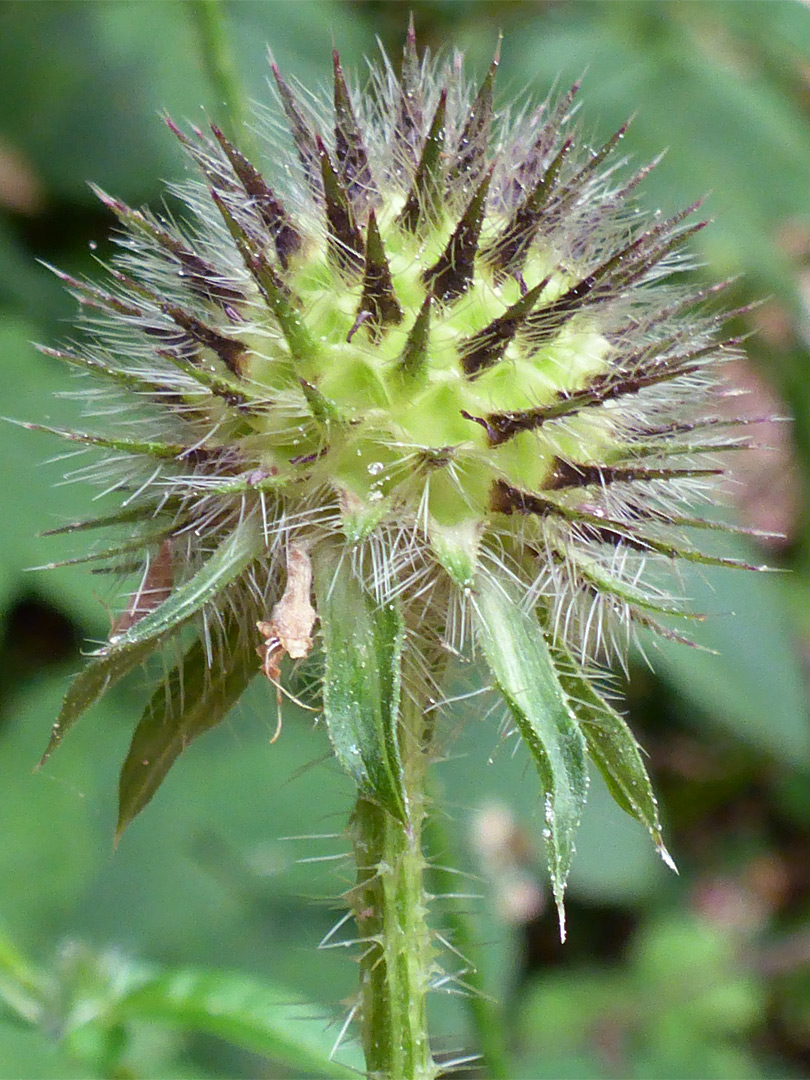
[349,693,437,1080]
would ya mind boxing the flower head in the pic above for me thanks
[32,27,755,926]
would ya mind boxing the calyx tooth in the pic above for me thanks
[423,166,493,304]
[333,50,377,212]
[459,275,550,377]
[356,210,403,339]
[316,136,365,279]
[210,124,303,268]
[398,88,448,234]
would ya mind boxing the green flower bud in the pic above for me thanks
[30,27,757,930]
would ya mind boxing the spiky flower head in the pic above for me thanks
[32,27,754,926]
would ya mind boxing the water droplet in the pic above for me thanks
[88,241,97,251]
[367,461,384,476]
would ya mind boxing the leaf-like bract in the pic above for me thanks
[474,576,588,940]
[116,619,257,838]
[313,548,407,823]
[549,639,674,870]
[40,517,262,765]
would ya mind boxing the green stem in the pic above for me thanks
[349,694,437,1080]
[424,809,513,1080]
[188,0,250,147]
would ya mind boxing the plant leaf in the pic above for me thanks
[0,1022,87,1080]
[117,968,360,1077]
[0,931,44,1025]
[40,516,263,765]
[110,517,263,650]
[116,619,257,839]
[474,575,588,940]
[7,419,197,460]
[648,530,810,767]
[313,547,407,823]
[39,636,168,769]
[41,504,173,536]
[549,639,675,871]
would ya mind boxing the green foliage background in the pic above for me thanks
[1,2,809,1077]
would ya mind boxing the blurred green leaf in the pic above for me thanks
[119,967,362,1077]
[517,913,766,1080]
[229,2,376,110]
[647,533,810,766]
[0,223,45,312]
[0,314,121,630]
[632,916,761,1036]
[0,930,44,1026]
[0,2,211,203]
[2,667,358,1011]
[0,677,104,950]
[502,1,810,303]
[0,1021,89,1080]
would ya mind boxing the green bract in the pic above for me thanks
[33,28,756,925]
